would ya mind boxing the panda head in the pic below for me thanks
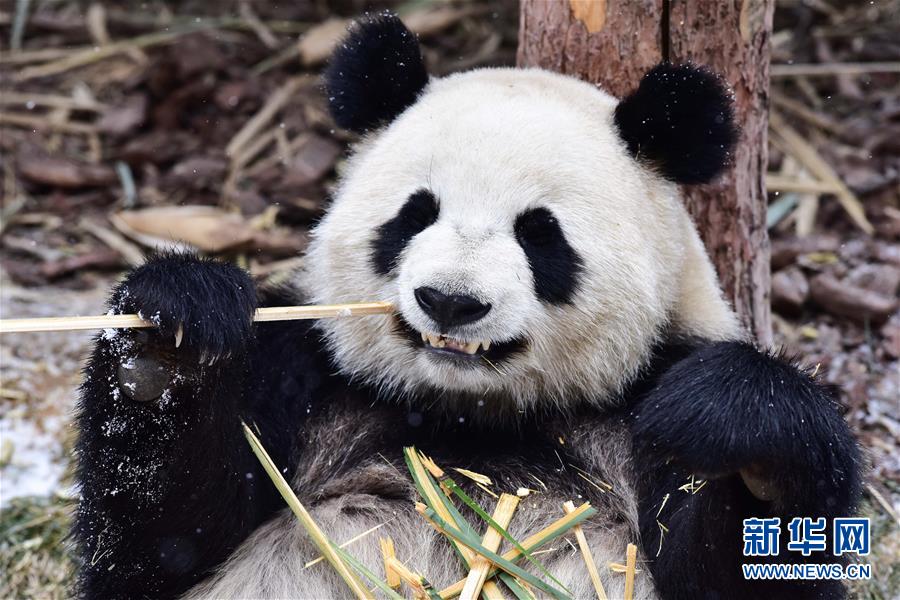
[304,13,742,415]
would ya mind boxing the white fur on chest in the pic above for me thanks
[185,495,656,599]
[184,413,658,599]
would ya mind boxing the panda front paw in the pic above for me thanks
[631,341,861,516]
[108,252,258,365]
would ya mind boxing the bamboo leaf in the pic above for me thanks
[403,447,479,559]
[767,193,798,229]
[417,505,572,600]
[500,575,537,600]
[441,477,570,594]
[242,422,373,600]
[331,544,406,600]
[404,448,532,600]
[437,502,596,599]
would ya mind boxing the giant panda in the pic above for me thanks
[73,13,862,600]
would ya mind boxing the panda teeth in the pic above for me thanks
[420,332,491,355]
[462,341,480,355]
[424,333,445,348]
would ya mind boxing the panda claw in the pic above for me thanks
[175,323,184,349]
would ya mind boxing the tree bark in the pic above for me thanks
[518,0,774,346]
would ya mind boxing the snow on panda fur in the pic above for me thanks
[73,13,861,600]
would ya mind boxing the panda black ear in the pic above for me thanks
[613,63,738,184]
[324,12,429,134]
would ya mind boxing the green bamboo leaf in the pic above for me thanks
[330,544,406,600]
[403,448,480,537]
[500,574,537,600]
[421,506,572,600]
[441,477,570,594]
[441,501,598,598]
[402,447,477,565]
[243,422,373,600]
[404,448,531,600]
[767,193,799,229]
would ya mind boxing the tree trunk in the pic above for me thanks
[518,0,774,346]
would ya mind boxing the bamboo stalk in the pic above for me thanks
[242,423,373,600]
[303,522,388,568]
[417,504,569,600]
[331,546,405,600]
[225,76,307,157]
[770,94,844,136]
[438,503,595,599]
[385,556,437,600]
[623,543,637,600]
[770,61,900,77]
[461,494,520,600]
[0,302,394,334]
[0,47,72,64]
[0,92,107,111]
[0,111,98,134]
[769,112,874,234]
[562,501,607,600]
[431,493,515,600]
[412,450,510,600]
[14,27,212,81]
[380,537,402,590]
[481,579,506,599]
[405,449,475,564]
[765,174,841,195]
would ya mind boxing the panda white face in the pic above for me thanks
[306,69,713,412]
[304,15,740,415]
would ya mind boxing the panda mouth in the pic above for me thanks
[419,332,491,356]
[394,316,526,365]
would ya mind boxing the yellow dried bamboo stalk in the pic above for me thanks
[562,501,607,600]
[385,556,435,600]
[0,302,394,334]
[226,76,307,157]
[764,174,841,195]
[624,543,637,600]
[303,522,387,568]
[15,28,206,81]
[425,456,505,599]
[437,503,594,599]
[481,579,506,599]
[407,450,475,564]
[380,537,401,590]
[460,493,520,600]
[241,423,373,600]
[768,111,873,234]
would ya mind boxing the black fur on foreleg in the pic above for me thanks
[73,253,281,599]
[631,341,861,518]
[629,340,863,600]
[107,251,258,362]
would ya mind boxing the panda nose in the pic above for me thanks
[414,287,491,329]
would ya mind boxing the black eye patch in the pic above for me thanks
[371,189,439,275]
[514,207,583,304]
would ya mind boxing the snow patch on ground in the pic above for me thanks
[1,271,115,508]
[1,415,68,507]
